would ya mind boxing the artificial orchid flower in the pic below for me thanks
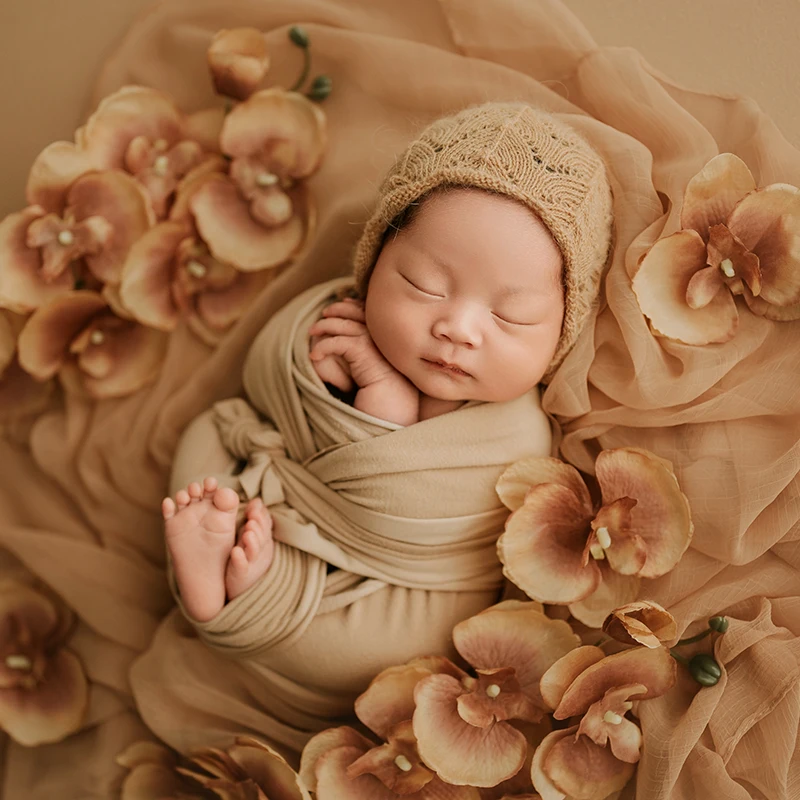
[117,736,310,799]
[602,601,677,649]
[633,153,800,344]
[208,27,271,101]
[0,581,88,746]
[17,290,168,399]
[495,448,693,627]
[187,88,324,271]
[532,645,677,800]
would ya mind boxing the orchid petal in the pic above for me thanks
[727,184,800,307]
[497,484,598,605]
[531,728,573,800]
[680,153,756,237]
[208,28,270,102]
[413,673,527,787]
[577,684,646,763]
[602,601,677,648]
[496,457,593,514]
[553,646,676,720]
[185,108,226,154]
[595,448,693,579]
[227,735,312,800]
[539,646,606,711]
[315,745,399,800]
[0,207,74,313]
[300,727,375,794]
[632,230,739,345]
[26,142,96,213]
[567,566,641,628]
[685,265,725,309]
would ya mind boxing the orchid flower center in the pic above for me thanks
[256,171,279,187]
[590,526,612,560]
[393,755,413,772]
[89,330,105,346]
[719,258,735,278]
[603,711,623,725]
[5,654,32,671]
[57,230,75,246]
[485,683,501,698]
[186,260,208,279]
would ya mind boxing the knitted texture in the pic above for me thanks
[352,102,614,381]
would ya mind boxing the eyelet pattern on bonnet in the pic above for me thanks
[352,102,614,382]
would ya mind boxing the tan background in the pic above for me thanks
[0,0,798,216]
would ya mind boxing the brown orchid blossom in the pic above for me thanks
[301,656,481,800]
[0,171,154,314]
[27,86,220,222]
[0,581,88,746]
[602,601,677,649]
[496,448,693,627]
[532,645,677,800]
[116,736,310,799]
[632,153,800,344]
[186,88,324,271]
[411,602,579,788]
[17,290,168,399]
[208,28,271,101]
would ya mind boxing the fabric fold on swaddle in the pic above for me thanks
[174,277,553,658]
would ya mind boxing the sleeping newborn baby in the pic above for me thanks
[160,103,614,646]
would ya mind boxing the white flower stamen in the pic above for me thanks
[596,527,612,550]
[57,230,74,246]
[90,330,105,346]
[153,155,170,176]
[589,543,606,560]
[720,259,735,279]
[485,683,501,699]
[154,138,169,152]
[603,711,623,725]
[622,701,634,711]
[394,755,413,772]
[186,260,207,279]
[256,171,279,187]
[5,654,32,671]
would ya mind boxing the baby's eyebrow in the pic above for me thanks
[496,285,534,299]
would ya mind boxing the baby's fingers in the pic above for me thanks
[309,316,367,339]
[321,299,366,322]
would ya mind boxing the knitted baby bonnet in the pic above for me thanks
[352,102,614,381]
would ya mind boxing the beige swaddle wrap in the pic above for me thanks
[169,276,553,665]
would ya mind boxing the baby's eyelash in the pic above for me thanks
[402,274,443,297]
[492,312,532,326]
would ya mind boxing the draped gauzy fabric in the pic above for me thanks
[164,277,551,665]
[0,0,798,798]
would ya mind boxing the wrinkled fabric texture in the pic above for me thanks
[1,0,799,798]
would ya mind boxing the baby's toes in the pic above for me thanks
[175,489,191,509]
[228,545,248,575]
[241,529,261,561]
[187,481,203,501]
[202,476,219,496]
[161,497,176,520]
[212,487,239,513]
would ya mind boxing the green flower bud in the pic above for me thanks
[307,74,333,101]
[708,616,729,633]
[289,26,309,48]
[689,653,722,686]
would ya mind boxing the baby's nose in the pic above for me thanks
[431,307,483,347]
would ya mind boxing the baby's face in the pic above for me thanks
[365,189,565,404]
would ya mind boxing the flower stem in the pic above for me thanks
[290,43,311,93]
[676,628,712,646]
[669,649,689,666]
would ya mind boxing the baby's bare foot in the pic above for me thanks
[162,476,239,622]
[225,498,274,600]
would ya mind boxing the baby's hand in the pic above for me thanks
[309,298,398,389]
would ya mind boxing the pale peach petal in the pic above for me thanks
[602,602,677,648]
[26,142,97,213]
[185,108,226,154]
[539,646,606,712]
[457,669,542,727]
[17,291,106,379]
[120,763,189,800]
[680,153,756,237]
[496,457,593,514]
[595,448,693,579]
[632,230,739,345]
[196,268,274,332]
[577,684,646,763]
[208,28,270,101]
[706,223,762,296]
[0,207,75,313]
[478,719,549,800]
[220,88,326,178]
[590,496,646,576]
[169,157,229,224]
[420,780,483,800]
[0,648,88,746]
[300,727,375,794]
[116,740,178,769]
[119,222,187,330]
[190,174,304,270]
[413,673,527,787]
[356,663,446,740]
[531,728,573,800]
[79,320,168,399]
[315,745,398,800]
[66,171,155,284]
[743,290,800,321]
[727,184,800,306]
[228,735,312,800]
[498,484,599,605]
[81,86,185,169]
[544,731,635,800]
[568,566,641,628]
[554,646,676,721]
[685,265,725,309]
[453,602,579,706]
